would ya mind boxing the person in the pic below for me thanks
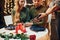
[12,0,48,27]
[27,0,48,27]
[38,0,60,40]
[12,0,30,25]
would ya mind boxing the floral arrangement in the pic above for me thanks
[0,32,29,40]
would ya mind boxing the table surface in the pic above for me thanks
[26,27,48,40]
[0,27,48,40]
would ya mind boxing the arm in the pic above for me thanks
[39,4,58,18]
[45,4,58,15]
[25,8,30,22]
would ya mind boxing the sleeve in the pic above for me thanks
[25,8,30,22]
[33,20,44,26]
[54,0,60,6]
[29,8,45,26]
[29,8,37,19]
[49,1,54,8]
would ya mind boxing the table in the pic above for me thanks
[26,27,49,40]
[0,27,48,40]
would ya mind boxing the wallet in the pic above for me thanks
[30,25,45,32]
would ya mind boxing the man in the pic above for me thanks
[39,0,60,40]
[25,0,48,27]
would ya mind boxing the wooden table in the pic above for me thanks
[0,27,48,40]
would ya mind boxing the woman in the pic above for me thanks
[12,0,30,25]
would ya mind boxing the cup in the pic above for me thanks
[30,35,36,40]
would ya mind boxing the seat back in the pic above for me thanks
[4,15,13,26]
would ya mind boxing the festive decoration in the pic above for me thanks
[0,33,29,40]
[15,23,26,34]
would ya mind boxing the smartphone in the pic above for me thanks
[36,14,41,19]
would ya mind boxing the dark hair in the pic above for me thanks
[18,0,25,6]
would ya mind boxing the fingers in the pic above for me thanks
[38,13,43,19]
[33,18,40,22]
[38,13,46,19]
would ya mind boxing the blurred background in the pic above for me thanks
[0,0,59,40]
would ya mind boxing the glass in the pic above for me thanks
[30,35,36,40]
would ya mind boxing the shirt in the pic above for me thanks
[49,0,60,18]
[12,7,30,23]
[20,7,30,23]
[49,0,60,8]
[29,6,47,26]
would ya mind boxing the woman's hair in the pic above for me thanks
[14,0,19,11]
[14,0,21,12]
[13,0,21,25]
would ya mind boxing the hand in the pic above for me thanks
[38,13,47,19]
[24,22,33,27]
[33,17,40,23]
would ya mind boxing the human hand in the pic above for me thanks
[38,13,47,19]
[24,22,33,27]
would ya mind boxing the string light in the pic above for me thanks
[4,0,14,14]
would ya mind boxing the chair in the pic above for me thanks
[4,15,13,26]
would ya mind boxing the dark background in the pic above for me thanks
[0,0,6,28]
